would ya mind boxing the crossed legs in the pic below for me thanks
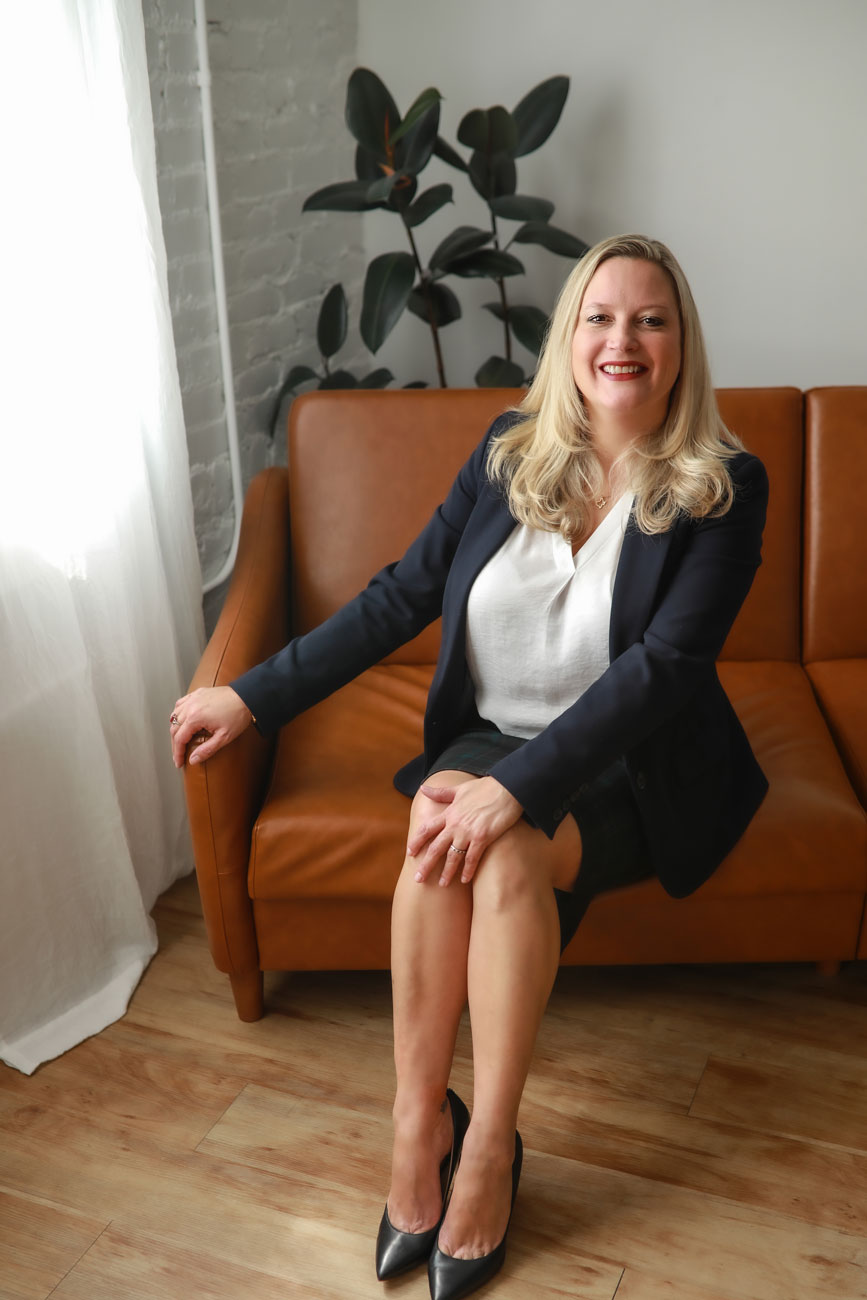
[387,770,582,1260]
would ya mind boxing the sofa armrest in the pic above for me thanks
[183,467,291,983]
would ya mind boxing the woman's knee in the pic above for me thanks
[471,828,544,912]
[472,820,581,909]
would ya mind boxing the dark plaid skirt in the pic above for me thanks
[425,727,654,951]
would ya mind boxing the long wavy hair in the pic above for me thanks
[487,234,741,538]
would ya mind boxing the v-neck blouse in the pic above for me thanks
[465,494,633,739]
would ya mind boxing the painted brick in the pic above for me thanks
[157,125,204,170]
[164,31,199,74]
[185,419,227,470]
[228,283,283,326]
[146,0,362,594]
[161,209,212,262]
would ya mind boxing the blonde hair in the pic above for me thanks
[487,233,741,538]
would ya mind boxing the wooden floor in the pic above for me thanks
[2,875,867,1299]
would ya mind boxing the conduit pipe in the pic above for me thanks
[193,0,244,594]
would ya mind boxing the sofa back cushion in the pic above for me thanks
[289,386,804,665]
[803,387,867,662]
[716,387,803,661]
[289,388,522,663]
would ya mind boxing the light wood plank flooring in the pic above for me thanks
[2,873,867,1299]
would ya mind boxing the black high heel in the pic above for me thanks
[375,1088,471,1281]
[427,1130,523,1300]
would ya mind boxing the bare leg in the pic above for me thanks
[386,771,477,1233]
[437,813,582,1259]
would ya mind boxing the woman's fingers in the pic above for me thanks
[409,776,524,886]
[414,834,468,886]
[456,841,483,884]
[412,828,453,882]
[406,813,446,859]
[169,686,252,768]
[171,710,203,768]
[441,842,475,883]
[418,783,456,804]
[186,728,225,765]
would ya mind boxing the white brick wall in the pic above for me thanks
[143,0,363,625]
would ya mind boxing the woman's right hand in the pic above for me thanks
[169,686,254,768]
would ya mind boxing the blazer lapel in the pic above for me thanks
[609,517,675,660]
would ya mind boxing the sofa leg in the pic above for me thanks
[815,960,841,977]
[230,969,265,1021]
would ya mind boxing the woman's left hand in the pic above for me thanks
[408,776,524,886]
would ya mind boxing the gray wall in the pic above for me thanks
[143,0,363,622]
[357,0,867,390]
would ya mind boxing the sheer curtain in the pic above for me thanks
[0,1,205,1073]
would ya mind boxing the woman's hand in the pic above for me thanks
[408,776,523,886]
[169,686,253,768]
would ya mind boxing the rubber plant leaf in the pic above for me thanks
[345,68,400,162]
[429,225,492,272]
[433,136,469,172]
[407,281,462,327]
[316,285,348,360]
[360,251,416,352]
[318,370,359,390]
[512,222,589,258]
[303,180,380,212]
[468,149,516,201]
[457,106,518,156]
[358,367,395,389]
[512,76,569,157]
[489,194,555,222]
[506,304,550,354]
[389,88,442,146]
[475,355,526,387]
[395,99,441,176]
[446,249,525,279]
[404,184,454,228]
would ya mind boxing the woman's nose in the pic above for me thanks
[608,322,637,350]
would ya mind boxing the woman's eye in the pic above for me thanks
[641,316,665,327]
[586,314,607,324]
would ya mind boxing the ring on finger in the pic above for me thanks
[170,714,180,726]
[448,844,468,855]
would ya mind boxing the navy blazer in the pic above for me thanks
[233,414,770,901]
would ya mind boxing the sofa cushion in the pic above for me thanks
[804,387,867,661]
[715,388,803,663]
[806,659,867,807]
[248,661,866,904]
[702,661,866,895]
[249,664,427,901]
[288,388,523,664]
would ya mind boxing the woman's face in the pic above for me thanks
[570,257,682,434]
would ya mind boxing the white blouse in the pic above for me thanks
[465,494,633,739]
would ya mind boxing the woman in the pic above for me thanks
[170,234,768,1300]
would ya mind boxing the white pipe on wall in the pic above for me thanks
[193,0,243,595]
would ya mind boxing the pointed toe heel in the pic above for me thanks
[376,1206,438,1280]
[427,1131,523,1300]
[375,1088,470,1281]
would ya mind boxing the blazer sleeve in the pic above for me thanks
[489,452,769,837]
[230,425,499,733]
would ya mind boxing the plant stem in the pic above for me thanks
[490,212,512,362]
[404,220,448,388]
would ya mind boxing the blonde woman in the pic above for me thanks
[171,235,769,1300]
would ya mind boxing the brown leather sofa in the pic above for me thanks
[182,388,867,1020]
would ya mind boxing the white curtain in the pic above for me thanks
[0,1,205,1073]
